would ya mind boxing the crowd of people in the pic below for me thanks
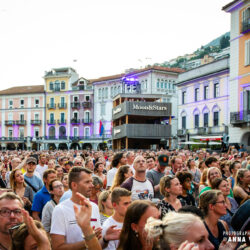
[0,147,249,250]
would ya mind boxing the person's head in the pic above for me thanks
[111,152,127,168]
[111,165,133,190]
[205,157,219,168]
[145,212,214,250]
[176,171,193,191]
[133,155,147,174]
[198,151,204,160]
[146,156,155,170]
[10,220,47,250]
[94,162,104,174]
[111,187,132,217]
[235,169,250,187]
[160,175,182,198]
[0,192,23,235]
[11,158,22,170]
[64,161,73,172]
[48,159,56,169]
[26,157,37,174]
[198,160,207,173]
[10,169,25,190]
[73,157,83,167]
[211,178,230,197]
[55,165,64,179]
[43,169,57,188]
[68,166,93,197]
[118,200,159,250]
[0,168,7,178]
[126,151,135,165]
[199,190,227,217]
[170,157,182,174]
[85,157,94,171]
[229,161,241,176]
[91,176,103,197]
[187,159,196,169]
[39,154,47,165]
[157,155,169,172]
[61,173,69,189]
[98,190,113,213]
[48,179,64,199]
[219,161,230,177]
[207,167,221,186]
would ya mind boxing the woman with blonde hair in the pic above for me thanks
[98,190,113,225]
[110,165,133,191]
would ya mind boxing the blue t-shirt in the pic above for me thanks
[24,175,43,195]
[31,185,51,217]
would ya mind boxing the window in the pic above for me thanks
[101,103,106,115]
[73,127,78,137]
[34,128,39,137]
[35,99,39,107]
[204,113,209,127]
[245,39,250,66]
[20,114,24,121]
[182,91,186,104]
[105,87,108,99]
[204,86,209,100]
[111,87,113,97]
[98,89,101,100]
[85,127,90,137]
[61,81,65,90]
[195,88,199,102]
[214,83,219,98]
[61,97,65,105]
[182,116,186,129]
[73,96,78,102]
[145,79,147,89]
[161,80,164,89]
[50,113,54,122]
[19,128,24,138]
[61,113,65,121]
[195,114,199,128]
[9,100,13,109]
[242,8,250,33]
[165,80,168,89]
[20,99,24,108]
[102,88,105,99]
[35,113,39,120]
[50,98,54,105]
[85,112,90,122]
[55,80,60,91]
[49,82,54,90]
[73,112,78,119]
[157,79,160,88]
[213,111,219,126]
[247,90,250,111]
[86,96,90,101]
[8,128,13,138]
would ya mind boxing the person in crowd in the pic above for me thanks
[199,190,228,250]
[102,187,132,250]
[31,169,57,221]
[195,150,205,166]
[10,169,33,213]
[55,165,64,180]
[233,169,250,205]
[110,165,133,191]
[219,161,231,179]
[146,154,168,200]
[205,157,219,168]
[199,168,209,193]
[48,159,56,169]
[117,200,160,250]
[63,160,74,174]
[187,158,201,197]
[107,152,127,189]
[176,171,196,206]
[73,157,84,167]
[0,167,7,188]
[36,154,48,179]
[121,155,154,201]
[61,173,69,191]
[157,175,185,219]
[42,179,64,232]
[198,160,207,174]
[85,156,95,171]
[146,156,156,170]
[90,176,103,205]
[211,178,238,231]
[178,205,204,219]
[228,161,241,190]
[169,156,183,175]
[5,157,23,188]
[145,211,214,250]
[0,192,24,250]
[126,151,135,168]
[24,157,43,195]
[94,162,107,188]
[98,190,113,225]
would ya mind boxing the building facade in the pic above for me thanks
[223,0,250,151]
[177,57,230,146]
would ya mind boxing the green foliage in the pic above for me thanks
[220,35,230,49]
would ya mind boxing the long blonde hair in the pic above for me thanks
[9,169,26,190]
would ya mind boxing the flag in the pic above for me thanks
[99,120,104,136]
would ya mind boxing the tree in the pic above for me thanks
[220,35,230,49]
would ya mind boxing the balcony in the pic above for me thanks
[71,118,80,124]
[15,120,26,125]
[47,103,56,109]
[82,119,92,124]
[54,87,61,92]
[241,20,250,33]
[188,126,227,135]
[230,110,250,126]
[59,136,68,140]
[177,129,187,136]
[47,120,56,125]
[58,119,67,124]
[58,103,67,109]
[82,102,92,108]
[71,102,80,109]
[45,136,56,140]
[31,120,41,125]
[0,137,26,142]
[5,120,15,126]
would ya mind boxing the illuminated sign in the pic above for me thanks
[132,104,167,111]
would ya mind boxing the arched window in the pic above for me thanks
[49,82,54,91]
[61,81,65,90]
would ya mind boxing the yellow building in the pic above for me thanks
[44,67,78,150]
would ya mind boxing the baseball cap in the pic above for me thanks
[26,157,37,165]
[158,154,169,166]
[64,161,73,167]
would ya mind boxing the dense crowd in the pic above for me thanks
[0,147,249,250]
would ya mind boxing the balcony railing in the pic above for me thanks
[58,103,67,109]
[58,119,67,124]
[59,136,68,140]
[230,110,250,125]
[82,119,92,124]
[47,103,56,109]
[71,102,80,109]
[47,120,56,125]
[5,120,15,125]
[82,102,92,108]
[31,120,41,125]
[241,20,250,33]
[0,137,26,141]
[71,118,80,124]
[177,129,187,136]
[15,120,26,125]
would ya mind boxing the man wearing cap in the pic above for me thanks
[146,154,169,200]
[24,157,43,195]
[63,161,74,173]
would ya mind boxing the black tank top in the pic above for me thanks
[204,221,227,250]
[235,188,250,205]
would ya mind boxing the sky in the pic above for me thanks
[0,0,230,90]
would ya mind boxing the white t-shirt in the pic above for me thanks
[50,198,101,244]
[36,164,48,179]
[131,179,154,201]
[107,168,117,187]
[102,216,123,250]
